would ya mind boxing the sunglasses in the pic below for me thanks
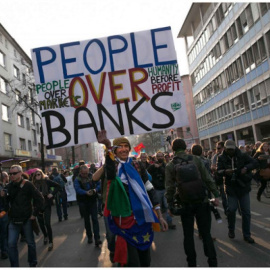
[36,174,42,176]
[9,171,21,176]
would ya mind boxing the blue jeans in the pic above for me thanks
[0,214,8,254]
[227,192,251,238]
[55,191,68,220]
[155,189,172,225]
[8,219,37,267]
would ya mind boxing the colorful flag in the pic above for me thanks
[134,143,145,153]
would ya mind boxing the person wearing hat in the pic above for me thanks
[217,139,257,244]
[93,130,168,267]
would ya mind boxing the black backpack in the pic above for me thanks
[173,155,207,204]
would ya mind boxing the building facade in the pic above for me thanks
[178,3,270,150]
[0,23,61,172]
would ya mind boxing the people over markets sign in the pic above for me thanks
[31,26,188,149]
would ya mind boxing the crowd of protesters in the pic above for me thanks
[0,134,269,267]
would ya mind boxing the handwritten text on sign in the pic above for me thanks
[31,27,188,149]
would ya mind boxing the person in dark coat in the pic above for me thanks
[33,169,61,251]
[217,140,257,244]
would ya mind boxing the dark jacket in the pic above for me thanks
[147,162,166,190]
[74,175,101,203]
[34,178,61,208]
[217,147,257,196]
[7,179,44,222]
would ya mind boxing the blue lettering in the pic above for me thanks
[32,47,56,83]
[83,39,106,74]
[60,42,84,79]
[130,33,152,68]
[108,35,128,72]
[151,27,177,66]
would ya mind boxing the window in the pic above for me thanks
[0,76,7,94]
[28,140,32,151]
[13,66,20,79]
[31,111,35,125]
[15,89,21,102]
[36,123,40,134]
[236,17,243,39]
[14,49,17,58]
[265,30,270,55]
[22,73,26,86]
[32,129,37,146]
[246,5,254,29]
[26,118,30,130]
[259,3,269,16]
[17,114,24,127]
[0,51,5,67]
[19,138,26,150]
[1,104,9,121]
[258,37,267,61]
[4,133,12,151]
[251,3,260,23]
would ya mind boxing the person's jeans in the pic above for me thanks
[0,214,8,254]
[103,216,115,253]
[180,202,217,267]
[155,189,173,225]
[227,192,251,238]
[8,219,37,267]
[37,205,53,243]
[55,191,68,220]
[79,200,100,241]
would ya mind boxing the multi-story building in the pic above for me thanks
[178,3,270,150]
[0,23,62,171]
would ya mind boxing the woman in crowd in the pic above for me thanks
[32,169,61,251]
[253,142,270,201]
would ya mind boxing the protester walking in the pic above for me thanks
[165,138,219,267]
[253,142,270,202]
[33,169,61,251]
[95,130,168,267]
[74,164,102,247]
[217,140,257,244]
[50,168,68,222]
[1,165,44,267]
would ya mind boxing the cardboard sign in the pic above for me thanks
[31,26,188,149]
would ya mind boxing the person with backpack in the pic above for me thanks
[165,138,219,267]
[50,168,68,222]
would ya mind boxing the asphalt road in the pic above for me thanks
[1,182,270,267]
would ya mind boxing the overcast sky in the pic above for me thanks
[0,0,192,75]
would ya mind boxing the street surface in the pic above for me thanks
[1,182,270,267]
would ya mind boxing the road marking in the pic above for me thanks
[251,211,261,216]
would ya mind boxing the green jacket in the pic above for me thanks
[165,150,219,204]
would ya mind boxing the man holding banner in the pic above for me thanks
[95,130,167,266]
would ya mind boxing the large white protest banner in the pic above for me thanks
[31,26,188,149]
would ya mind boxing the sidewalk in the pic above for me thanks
[0,203,112,267]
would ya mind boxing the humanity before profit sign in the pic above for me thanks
[31,26,188,149]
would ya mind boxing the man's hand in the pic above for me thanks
[97,130,111,148]
[159,217,168,231]
[47,194,53,199]
[30,215,36,220]
[212,198,219,207]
